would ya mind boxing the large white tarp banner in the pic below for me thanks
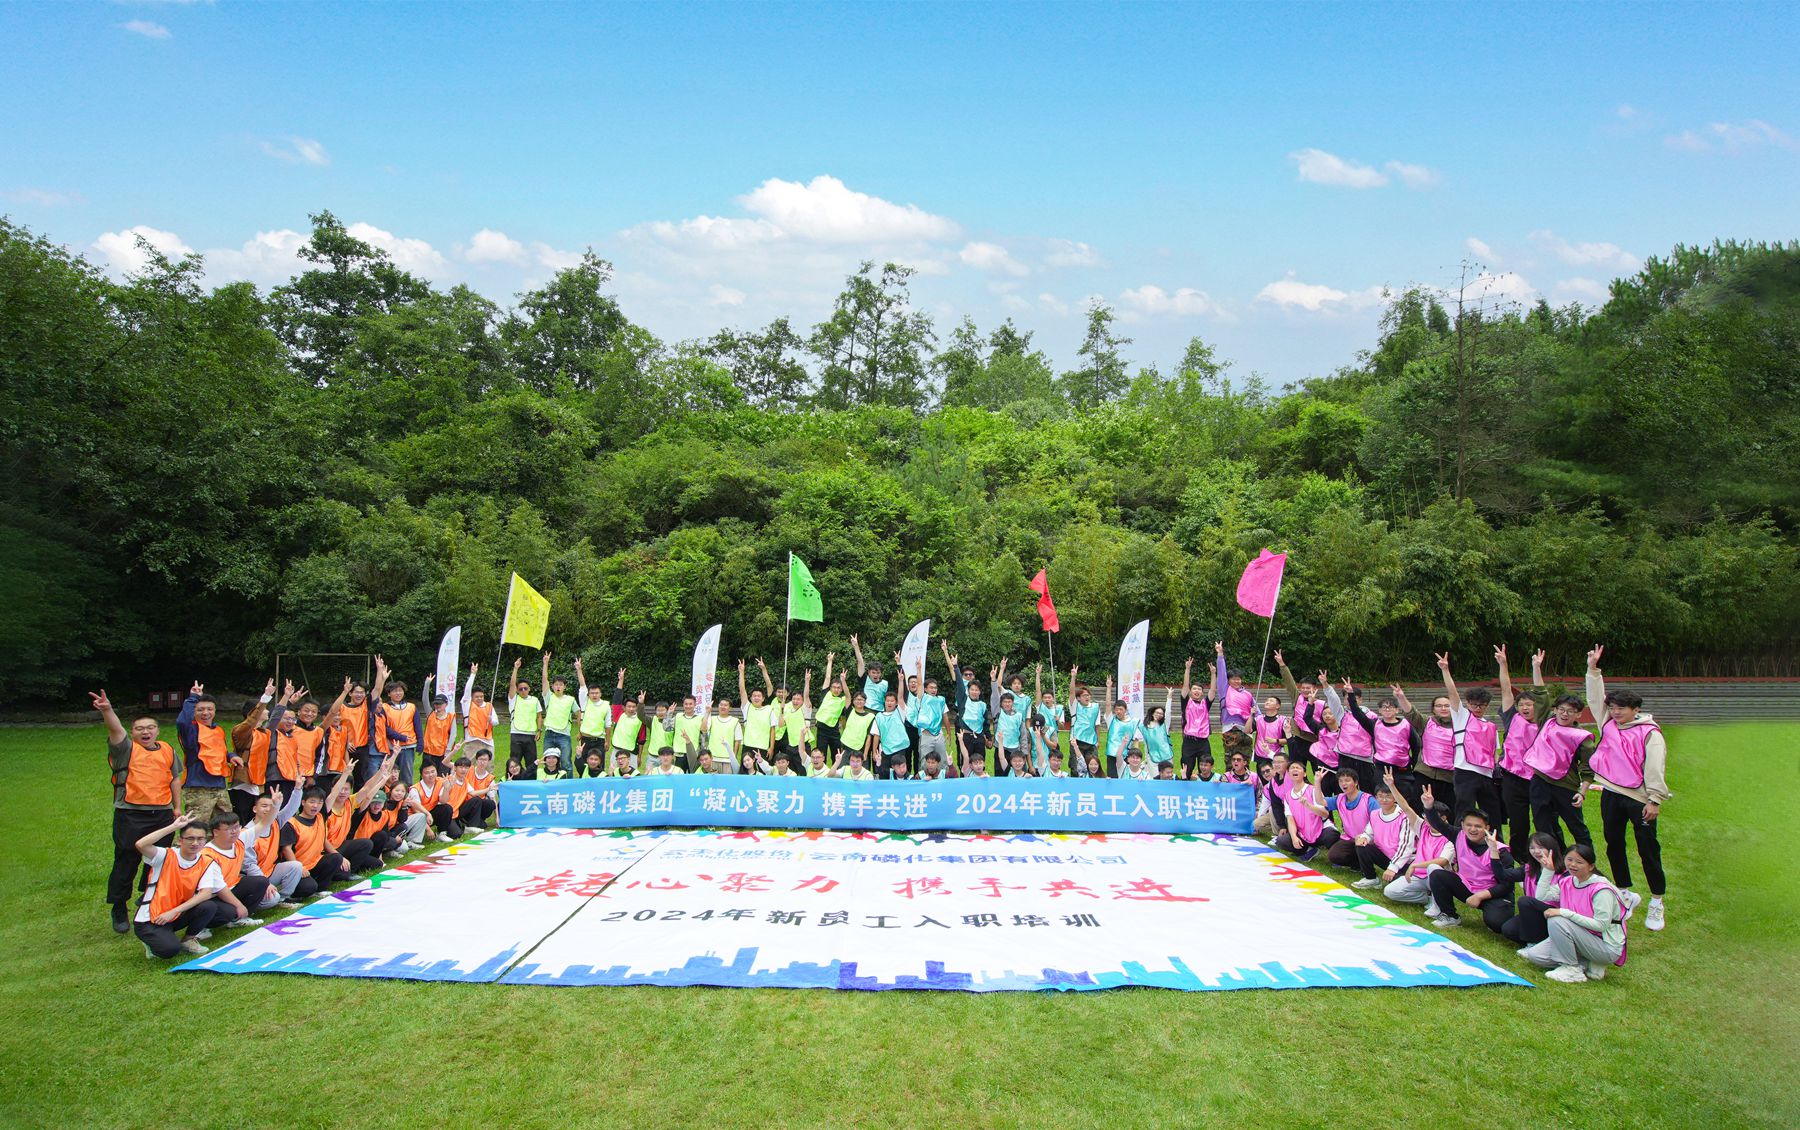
[179,830,1526,993]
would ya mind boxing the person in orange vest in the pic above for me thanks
[175,681,239,822]
[321,755,393,875]
[377,663,421,788]
[351,767,408,859]
[343,655,390,789]
[94,688,182,935]
[461,749,498,830]
[238,785,307,908]
[418,678,460,777]
[132,812,230,958]
[280,754,389,899]
[199,812,265,928]
[228,681,277,824]
[406,760,466,842]
[460,662,497,758]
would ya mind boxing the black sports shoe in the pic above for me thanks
[110,903,130,934]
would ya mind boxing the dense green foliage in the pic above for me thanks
[3,214,1798,703]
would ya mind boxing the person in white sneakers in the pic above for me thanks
[1585,646,1670,931]
[133,813,230,958]
[1520,842,1628,983]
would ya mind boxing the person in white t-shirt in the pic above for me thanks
[645,748,686,776]
[133,812,230,958]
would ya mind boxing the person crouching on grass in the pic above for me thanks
[133,812,231,958]
[1273,760,1338,861]
[1519,842,1628,983]
[1417,783,1516,934]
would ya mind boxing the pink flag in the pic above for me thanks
[1235,549,1287,618]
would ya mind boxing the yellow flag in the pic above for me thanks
[501,573,551,648]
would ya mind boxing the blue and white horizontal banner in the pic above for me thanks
[498,775,1255,834]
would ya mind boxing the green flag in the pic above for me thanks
[787,553,824,622]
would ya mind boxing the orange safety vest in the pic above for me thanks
[445,776,472,816]
[245,730,272,785]
[250,824,279,876]
[200,840,245,887]
[325,802,354,850]
[325,724,348,772]
[414,777,444,809]
[287,814,328,869]
[119,741,177,806]
[383,702,419,747]
[195,723,230,777]
[465,704,493,740]
[355,803,396,840]
[469,769,494,796]
[423,711,454,757]
[147,848,215,919]
[290,726,328,778]
[341,702,370,749]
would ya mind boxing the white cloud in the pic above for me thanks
[737,175,958,243]
[1118,284,1226,319]
[1461,271,1537,306]
[707,284,746,307]
[343,221,445,276]
[91,225,193,273]
[1465,236,1496,261]
[204,228,308,282]
[1037,293,1072,317]
[1043,238,1102,269]
[1553,277,1612,304]
[1289,148,1388,188]
[1617,104,1639,121]
[1256,278,1388,313]
[120,19,170,39]
[1,187,80,206]
[1665,119,1797,153]
[957,240,1029,277]
[1385,160,1441,189]
[464,228,528,265]
[1528,229,1640,272]
[259,136,330,166]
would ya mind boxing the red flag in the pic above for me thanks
[1235,549,1287,618]
[1029,569,1060,633]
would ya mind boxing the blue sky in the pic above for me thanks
[4,1,1797,384]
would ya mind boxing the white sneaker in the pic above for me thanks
[231,917,263,928]
[180,938,209,955]
[279,900,303,909]
[1618,889,1642,920]
[435,832,452,843]
[142,942,156,959]
[1545,964,1588,983]
[193,929,213,941]
[1646,899,1666,931]
[1438,915,1462,928]
[1352,877,1381,889]
[1582,960,1608,981]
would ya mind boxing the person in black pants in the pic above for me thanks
[1499,833,1566,945]
[1420,786,1516,933]
[93,689,182,933]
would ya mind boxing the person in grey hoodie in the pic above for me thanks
[1585,646,1671,931]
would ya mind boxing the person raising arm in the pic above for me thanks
[94,688,181,935]
[1586,645,1671,930]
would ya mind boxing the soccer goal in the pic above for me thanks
[274,652,373,699]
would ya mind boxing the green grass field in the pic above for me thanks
[1,722,1795,1128]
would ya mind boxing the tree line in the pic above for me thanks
[2,212,1796,705]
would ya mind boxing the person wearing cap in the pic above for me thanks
[539,750,572,780]
[418,680,459,777]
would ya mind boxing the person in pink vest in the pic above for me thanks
[1499,832,1567,946]
[1523,665,1596,852]
[1391,680,1455,805]
[1333,678,1378,793]
[1322,767,1381,883]
[1354,775,1419,890]
[1418,783,1518,933]
[1345,684,1420,807]
[1273,761,1338,861]
[1585,646,1670,931]
[1428,653,1505,825]
[1178,651,1224,780]
[1382,769,1454,919]
[1494,645,1546,860]
[1519,842,1627,983]
[1218,641,1257,732]
[1274,651,1327,766]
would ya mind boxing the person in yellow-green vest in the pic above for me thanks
[539,651,578,773]
[673,695,706,771]
[705,697,742,774]
[812,652,850,761]
[737,657,777,766]
[608,691,646,773]
[507,655,542,779]
[572,657,610,766]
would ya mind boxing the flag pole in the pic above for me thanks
[782,552,792,693]
[1252,577,1282,696]
[490,575,515,701]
